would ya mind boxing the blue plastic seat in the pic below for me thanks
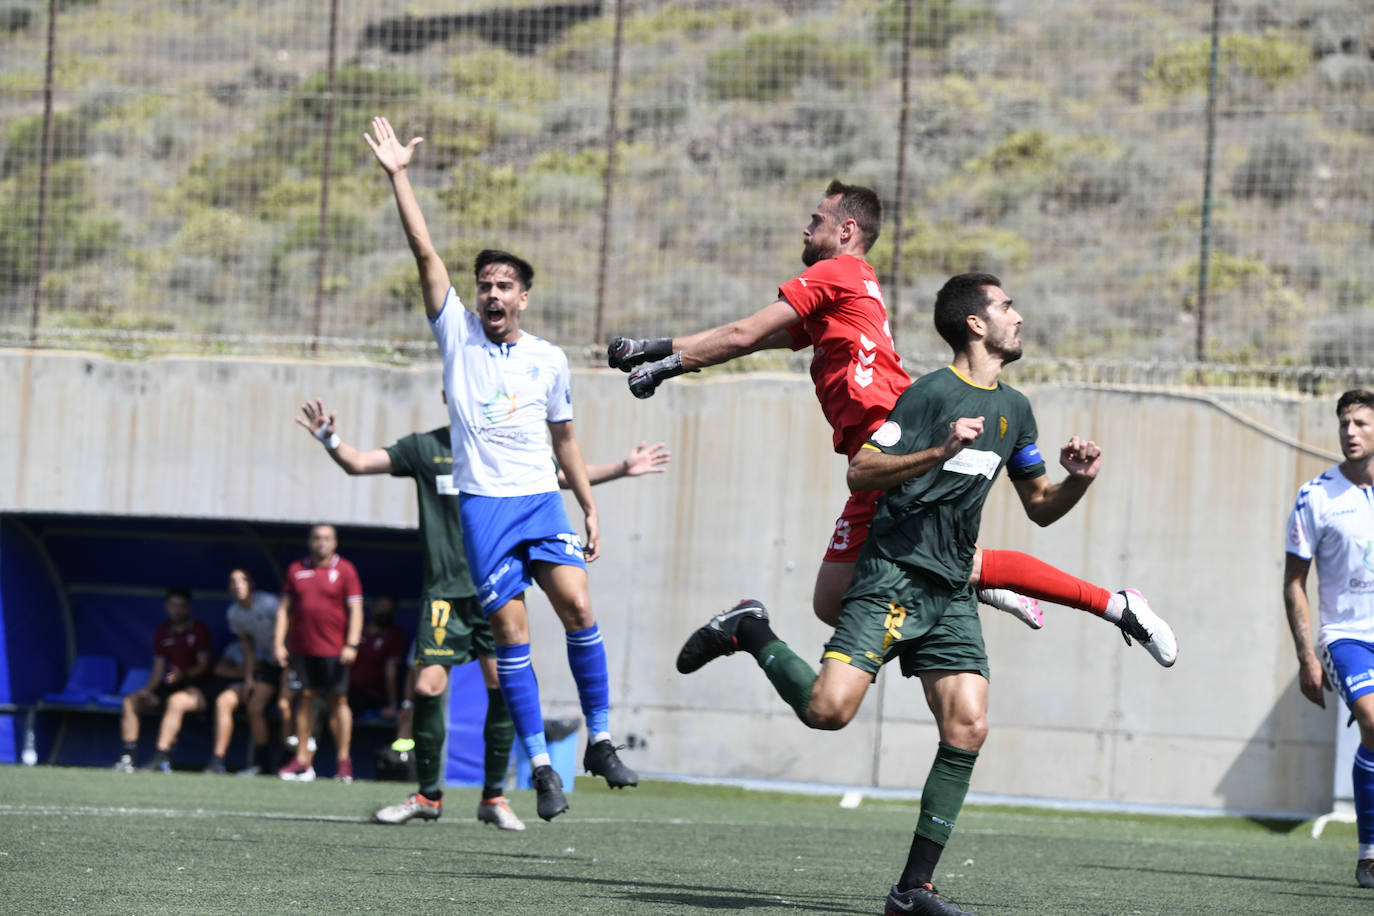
[95,666,152,708]
[41,654,119,705]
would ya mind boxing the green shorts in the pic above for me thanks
[823,555,989,680]
[414,594,491,667]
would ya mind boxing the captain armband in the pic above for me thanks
[1008,443,1042,471]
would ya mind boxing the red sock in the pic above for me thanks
[978,549,1111,615]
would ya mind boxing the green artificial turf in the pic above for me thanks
[0,766,1365,914]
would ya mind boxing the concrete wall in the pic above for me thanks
[0,350,1349,814]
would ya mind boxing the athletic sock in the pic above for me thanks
[736,615,778,657]
[565,624,610,737]
[494,642,548,761]
[122,741,136,755]
[252,743,271,772]
[1355,744,1374,857]
[413,689,446,797]
[914,742,978,849]
[978,549,1112,615]
[482,687,515,799]
[897,835,946,892]
[755,639,817,723]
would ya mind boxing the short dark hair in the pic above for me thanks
[1337,389,1374,416]
[824,179,882,251]
[933,272,1002,350]
[166,585,192,603]
[227,568,253,587]
[474,249,534,290]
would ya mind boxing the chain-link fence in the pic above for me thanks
[1,0,1371,388]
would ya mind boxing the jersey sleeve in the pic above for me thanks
[783,319,811,352]
[864,384,936,455]
[777,259,847,321]
[342,561,363,602]
[1005,395,1045,481]
[193,622,213,658]
[281,564,299,603]
[226,603,245,637]
[384,433,419,478]
[429,287,473,357]
[152,625,170,660]
[1286,488,1315,560]
[546,347,574,423]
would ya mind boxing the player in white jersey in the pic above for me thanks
[366,115,636,822]
[1284,388,1374,889]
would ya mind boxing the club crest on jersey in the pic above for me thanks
[999,416,1007,440]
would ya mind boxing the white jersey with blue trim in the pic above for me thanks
[430,287,570,497]
[1286,464,1374,646]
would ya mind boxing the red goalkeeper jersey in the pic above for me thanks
[777,254,909,457]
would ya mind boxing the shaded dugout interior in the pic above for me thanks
[0,512,490,782]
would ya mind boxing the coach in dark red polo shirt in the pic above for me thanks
[273,524,363,783]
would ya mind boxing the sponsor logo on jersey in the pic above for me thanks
[481,390,517,424]
[999,416,1007,440]
[943,448,1001,480]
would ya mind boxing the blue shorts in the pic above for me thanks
[1323,639,1374,721]
[459,491,586,616]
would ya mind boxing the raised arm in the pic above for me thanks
[364,116,451,320]
[613,299,802,399]
[549,421,600,562]
[1283,553,1327,708]
[559,441,672,487]
[1009,436,1101,527]
[677,299,803,370]
[296,398,394,475]
[846,417,983,493]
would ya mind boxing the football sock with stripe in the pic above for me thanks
[495,642,549,763]
[1355,743,1374,857]
[565,623,610,738]
[755,639,817,724]
[413,689,446,797]
[979,549,1112,616]
[482,687,515,800]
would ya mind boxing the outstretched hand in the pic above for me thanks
[608,337,672,372]
[295,397,337,439]
[623,441,671,476]
[1059,436,1102,479]
[364,116,423,176]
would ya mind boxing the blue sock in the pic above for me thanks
[1355,744,1374,849]
[566,624,610,737]
[494,643,547,760]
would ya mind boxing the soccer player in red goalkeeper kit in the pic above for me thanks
[609,179,1176,661]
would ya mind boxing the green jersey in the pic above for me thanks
[861,367,1046,589]
[385,427,475,599]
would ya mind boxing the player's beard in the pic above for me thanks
[801,237,833,267]
[989,333,1022,364]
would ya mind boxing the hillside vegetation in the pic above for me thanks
[0,0,1370,372]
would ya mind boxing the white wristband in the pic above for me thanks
[324,433,340,450]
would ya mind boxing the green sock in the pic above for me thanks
[756,639,816,723]
[915,742,978,847]
[482,688,514,798]
[413,690,446,797]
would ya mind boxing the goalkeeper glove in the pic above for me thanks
[628,352,696,399]
[608,336,673,371]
